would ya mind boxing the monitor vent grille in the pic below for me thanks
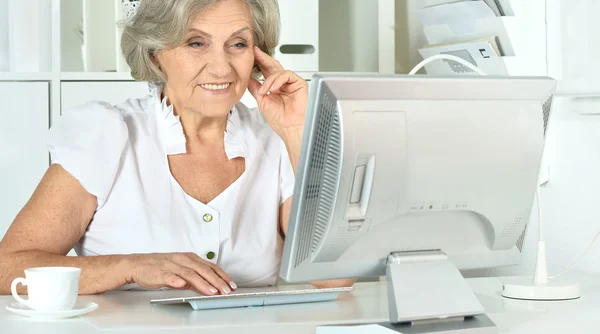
[500,216,523,239]
[542,95,553,136]
[515,223,528,252]
[294,91,342,268]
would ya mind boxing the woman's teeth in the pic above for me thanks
[200,83,231,90]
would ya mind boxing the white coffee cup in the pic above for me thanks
[11,267,81,311]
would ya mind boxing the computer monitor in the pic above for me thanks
[280,73,556,331]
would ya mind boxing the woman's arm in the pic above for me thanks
[0,165,237,296]
[0,164,132,295]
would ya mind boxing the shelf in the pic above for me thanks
[0,72,53,81]
[60,72,136,81]
[61,71,315,82]
[417,0,546,77]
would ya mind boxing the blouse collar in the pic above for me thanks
[149,82,246,159]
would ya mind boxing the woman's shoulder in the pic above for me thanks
[48,93,159,154]
[56,91,156,129]
[74,93,155,118]
[51,101,128,138]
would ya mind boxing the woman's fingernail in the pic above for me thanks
[223,287,231,294]
[229,281,237,289]
[209,287,218,294]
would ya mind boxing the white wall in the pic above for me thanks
[495,98,600,279]
[478,0,600,278]
[518,0,600,278]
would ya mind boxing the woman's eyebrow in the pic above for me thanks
[229,26,250,37]
[187,26,250,38]
[188,28,211,38]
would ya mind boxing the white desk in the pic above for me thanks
[2,276,599,334]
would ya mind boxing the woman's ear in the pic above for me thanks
[150,51,161,70]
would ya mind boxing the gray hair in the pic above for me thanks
[120,0,280,82]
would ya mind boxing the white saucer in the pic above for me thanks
[6,300,98,320]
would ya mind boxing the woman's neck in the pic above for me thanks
[161,92,228,152]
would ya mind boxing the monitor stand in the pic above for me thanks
[317,250,497,334]
[379,250,497,334]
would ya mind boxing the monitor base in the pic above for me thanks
[386,251,490,324]
[380,314,497,334]
[502,277,580,300]
[316,315,497,334]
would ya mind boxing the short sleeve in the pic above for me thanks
[279,141,296,205]
[47,101,128,209]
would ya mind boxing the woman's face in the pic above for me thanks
[155,0,255,117]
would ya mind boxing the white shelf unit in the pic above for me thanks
[0,0,321,124]
[0,0,360,241]
[0,0,562,241]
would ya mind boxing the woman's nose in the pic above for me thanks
[205,51,232,78]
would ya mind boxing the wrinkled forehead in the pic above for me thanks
[186,0,254,36]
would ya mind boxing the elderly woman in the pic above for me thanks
[0,0,353,295]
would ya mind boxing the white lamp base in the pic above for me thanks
[502,277,580,301]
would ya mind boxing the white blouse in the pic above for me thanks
[47,83,295,287]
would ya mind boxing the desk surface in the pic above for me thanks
[2,276,599,334]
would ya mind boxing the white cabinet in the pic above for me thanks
[0,82,49,238]
[61,81,149,110]
[276,0,319,72]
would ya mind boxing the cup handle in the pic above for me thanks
[11,277,30,307]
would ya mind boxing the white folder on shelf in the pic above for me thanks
[418,38,501,75]
[422,16,517,57]
[7,0,52,72]
[0,0,8,71]
[418,0,545,58]
[113,0,130,73]
[82,0,117,72]
[415,1,497,37]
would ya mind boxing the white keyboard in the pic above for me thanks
[150,285,353,310]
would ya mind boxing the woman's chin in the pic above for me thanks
[193,86,243,111]
[189,101,238,118]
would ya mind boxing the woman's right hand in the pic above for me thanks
[126,253,237,295]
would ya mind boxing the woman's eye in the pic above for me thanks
[189,42,203,48]
[233,42,247,48]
